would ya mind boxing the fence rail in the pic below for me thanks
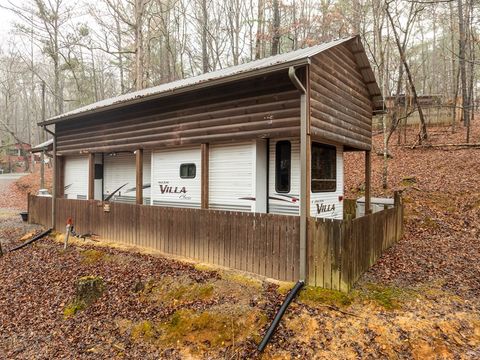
[28,194,403,290]
[28,195,300,281]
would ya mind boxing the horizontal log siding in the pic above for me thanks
[309,44,373,150]
[56,72,300,155]
[28,196,300,281]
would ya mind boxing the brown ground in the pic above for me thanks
[0,124,479,359]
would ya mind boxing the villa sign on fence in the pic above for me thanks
[28,194,403,291]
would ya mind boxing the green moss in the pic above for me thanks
[63,300,86,318]
[169,283,214,302]
[221,272,262,289]
[423,216,439,229]
[193,263,214,272]
[80,249,110,264]
[131,320,156,342]
[124,306,267,350]
[298,286,353,306]
[159,307,265,348]
[276,282,296,295]
[358,283,414,310]
[63,276,104,319]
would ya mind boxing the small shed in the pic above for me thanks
[28,36,403,291]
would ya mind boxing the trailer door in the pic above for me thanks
[64,155,88,200]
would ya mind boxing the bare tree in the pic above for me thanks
[386,0,428,144]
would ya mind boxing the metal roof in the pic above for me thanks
[42,36,382,125]
[31,138,53,153]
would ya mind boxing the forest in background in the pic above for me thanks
[0,0,478,149]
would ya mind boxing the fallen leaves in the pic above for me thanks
[0,124,479,358]
[345,125,480,299]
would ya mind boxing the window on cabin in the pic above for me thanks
[275,141,291,193]
[311,143,336,192]
[94,164,103,180]
[180,163,196,179]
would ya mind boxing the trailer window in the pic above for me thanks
[275,141,291,193]
[180,163,196,179]
[311,143,336,192]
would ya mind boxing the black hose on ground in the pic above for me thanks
[257,280,305,352]
[9,228,53,252]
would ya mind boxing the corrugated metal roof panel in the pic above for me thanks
[44,37,361,124]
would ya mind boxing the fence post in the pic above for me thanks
[393,191,402,240]
[27,193,31,223]
[340,214,353,292]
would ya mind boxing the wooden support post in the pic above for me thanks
[365,150,372,214]
[88,153,95,200]
[136,149,143,205]
[51,135,56,229]
[201,143,209,209]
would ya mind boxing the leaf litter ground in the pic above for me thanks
[0,125,479,359]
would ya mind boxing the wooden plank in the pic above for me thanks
[267,216,275,278]
[306,218,314,286]
[284,216,292,281]
[365,151,371,214]
[278,217,287,281]
[293,216,301,281]
[331,220,341,291]
[252,213,263,275]
[270,216,279,280]
[310,61,372,117]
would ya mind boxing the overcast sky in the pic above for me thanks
[0,1,15,43]
[0,0,95,49]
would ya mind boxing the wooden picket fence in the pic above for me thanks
[307,196,403,292]
[28,194,403,290]
[28,195,300,281]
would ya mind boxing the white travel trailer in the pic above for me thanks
[60,138,344,219]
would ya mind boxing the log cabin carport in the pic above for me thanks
[35,35,386,286]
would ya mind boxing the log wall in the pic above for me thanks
[309,44,373,150]
[55,71,300,155]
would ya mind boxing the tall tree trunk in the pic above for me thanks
[255,0,264,59]
[200,0,209,73]
[134,0,145,91]
[457,0,469,127]
[115,15,125,94]
[449,1,458,132]
[465,0,474,143]
[271,0,280,55]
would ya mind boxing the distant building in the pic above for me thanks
[0,142,31,173]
